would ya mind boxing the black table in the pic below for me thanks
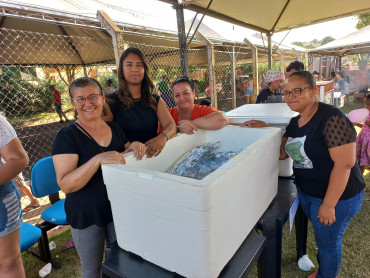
[257,177,308,278]
[102,229,266,278]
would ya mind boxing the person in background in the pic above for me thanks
[333,72,345,93]
[285,60,305,78]
[256,70,285,103]
[53,77,146,278]
[49,85,69,123]
[156,75,174,108]
[158,76,229,135]
[245,74,254,104]
[312,71,320,82]
[104,79,115,94]
[0,114,29,278]
[13,173,39,212]
[329,71,336,81]
[354,94,370,175]
[200,99,211,107]
[242,71,365,278]
[103,47,176,158]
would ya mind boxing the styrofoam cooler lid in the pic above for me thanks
[226,103,298,125]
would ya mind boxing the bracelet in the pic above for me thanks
[160,131,169,141]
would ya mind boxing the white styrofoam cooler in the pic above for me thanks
[226,103,298,177]
[102,126,281,278]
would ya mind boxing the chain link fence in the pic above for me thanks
[1,24,251,223]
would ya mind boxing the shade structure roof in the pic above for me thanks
[307,25,370,56]
[160,0,370,34]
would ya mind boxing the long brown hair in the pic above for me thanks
[117,47,157,111]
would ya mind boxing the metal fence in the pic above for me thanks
[1,25,250,223]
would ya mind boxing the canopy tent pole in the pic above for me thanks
[97,10,126,70]
[274,45,285,73]
[175,4,190,77]
[305,52,309,70]
[318,56,323,84]
[267,33,272,70]
[196,31,217,108]
[244,38,259,103]
[231,46,236,109]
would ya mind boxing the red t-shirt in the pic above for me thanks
[158,104,218,133]
[52,89,62,104]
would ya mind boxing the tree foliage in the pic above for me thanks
[356,12,370,29]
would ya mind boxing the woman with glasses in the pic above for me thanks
[103,47,176,158]
[158,76,229,135]
[242,71,365,278]
[52,77,146,278]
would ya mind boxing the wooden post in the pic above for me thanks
[292,48,302,62]
[196,31,217,108]
[267,33,272,70]
[318,55,323,81]
[175,4,190,77]
[231,46,236,109]
[244,38,259,103]
[274,45,285,73]
[97,10,126,69]
[305,52,309,70]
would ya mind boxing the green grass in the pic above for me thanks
[22,96,370,277]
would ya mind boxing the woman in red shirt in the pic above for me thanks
[160,76,229,134]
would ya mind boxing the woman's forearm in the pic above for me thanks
[323,164,351,208]
[54,155,101,194]
[192,112,229,130]
[0,157,28,184]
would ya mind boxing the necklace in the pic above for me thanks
[132,97,141,102]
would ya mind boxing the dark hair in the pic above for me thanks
[69,77,103,98]
[106,79,113,86]
[286,71,316,87]
[337,71,344,78]
[312,71,319,75]
[330,71,336,78]
[249,74,253,78]
[49,85,55,90]
[286,61,304,72]
[365,94,370,100]
[200,99,211,106]
[117,47,156,111]
[172,76,194,91]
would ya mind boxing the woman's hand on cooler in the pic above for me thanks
[123,141,146,160]
[95,151,126,165]
[240,120,269,128]
[177,120,198,134]
[318,203,336,226]
[145,134,167,158]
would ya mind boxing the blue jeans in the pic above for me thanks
[0,181,23,237]
[297,188,364,278]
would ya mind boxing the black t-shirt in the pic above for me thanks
[256,87,283,103]
[52,122,128,229]
[285,102,365,200]
[106,93,160,143]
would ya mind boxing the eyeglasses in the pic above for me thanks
[282,87,312,98]
[73,94,101,106]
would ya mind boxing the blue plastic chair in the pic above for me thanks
[20,222,42,252]
[30,156,67,225]
[29,156,67,266]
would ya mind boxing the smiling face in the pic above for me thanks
[122,53,145,86]
[71,84,104,121]
[173,81,195,112]
[283,75,316,113]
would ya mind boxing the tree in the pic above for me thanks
[352,12,370,71]
[356,12,370,30]
[321,36,335,45]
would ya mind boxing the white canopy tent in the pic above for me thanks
[307,25,370,56]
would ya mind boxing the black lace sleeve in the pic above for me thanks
[323,113,356,148]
